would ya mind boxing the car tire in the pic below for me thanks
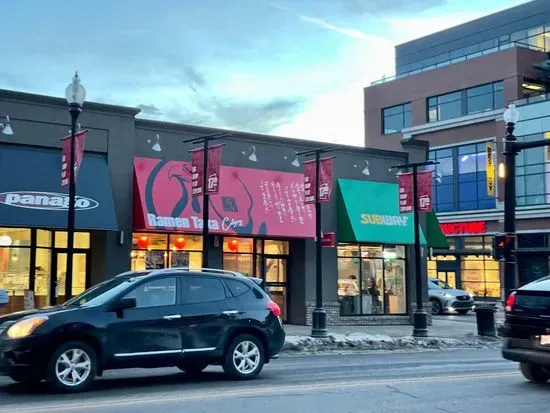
[223,334,265,380]
[430,298,442,315]
[520,362,550,383]
[46,340,97,393]
[456,310,469,315]
[177,361,209,375]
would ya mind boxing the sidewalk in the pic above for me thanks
[282,313,504,354]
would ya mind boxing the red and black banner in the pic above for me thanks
[61,130,87,187]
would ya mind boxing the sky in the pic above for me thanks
[1,0,533,146]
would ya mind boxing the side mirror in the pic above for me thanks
[111,297,136,311]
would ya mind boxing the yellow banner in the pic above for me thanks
[486,142,495,196]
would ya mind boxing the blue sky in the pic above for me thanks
[2,0,531,145]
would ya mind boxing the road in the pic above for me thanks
[0,349,546,413]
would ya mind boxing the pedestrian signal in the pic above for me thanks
[492,234,514,260]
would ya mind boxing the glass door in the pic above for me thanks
[50,250,89,305]
[437,271,457,289]
[264,257,288,321]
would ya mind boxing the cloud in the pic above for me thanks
[336,0,446,15]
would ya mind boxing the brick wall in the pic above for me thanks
[305,301,433,326]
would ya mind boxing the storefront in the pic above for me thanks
[428,220,500,299]
[333,179,445,321]
[0,144,119,314]
[131,156,315,320]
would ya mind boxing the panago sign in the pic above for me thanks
[0,191,99,211]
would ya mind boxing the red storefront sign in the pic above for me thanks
[206,144,222,194]
[61,130,87,187]
[318,157,333,203]
[133,157,316,238]
[398,173,413,213]
[321,232,335,247]
[416,170,433,213]
[303,160,316,204]
[190,148,204,197]
[440,221,487,235]
[398,171,432,213]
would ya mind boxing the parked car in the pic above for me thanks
[0,267,285,393]
[0,289,8,308]
[500,275,550,383]
[428,278,474,315]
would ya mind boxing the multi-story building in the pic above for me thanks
[363,0,550,300]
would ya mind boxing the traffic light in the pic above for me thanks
[492,234,515,260]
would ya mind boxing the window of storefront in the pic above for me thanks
[429,142,496,212]
[516,132,547,206]
[382,103,411,134]
[427,81,503,122]
[0,228,91,314]
[223,237,254,276]
[337,244,407,316]
[130,232,203,270]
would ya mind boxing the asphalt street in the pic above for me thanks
[0,348,546,413]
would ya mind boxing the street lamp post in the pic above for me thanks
[296,146,335,338]
[64,72,86,303]
[391,160,437,337]
[183,132,231,268]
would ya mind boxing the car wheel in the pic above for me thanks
[223,334,265,380]
[177,361,209,375]
[520,362,550,383]
[430,299,442,315]
[456,310,469,315]
[46,340,97,393]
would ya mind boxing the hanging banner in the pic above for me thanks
[303,160,316,204]
[61,130,87,187]
[206,144,223,195]
[191,148,204,197]
[486,142,495,197]
[417,170,433,213]
[318,157,333,203]
[398,173,413,214]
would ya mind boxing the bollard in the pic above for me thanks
[474,302,496,337]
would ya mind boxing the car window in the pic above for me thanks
[428,281,442,290]
[123,277,177,309]
[183,277,227,304]
[226,279,251,297]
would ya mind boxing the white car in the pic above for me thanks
[428,278,474,315]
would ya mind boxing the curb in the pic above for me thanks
[282,334,502,353]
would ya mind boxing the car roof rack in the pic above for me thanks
[147,266,246,278]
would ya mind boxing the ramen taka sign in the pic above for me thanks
[0,191,99,211]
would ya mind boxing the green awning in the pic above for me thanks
[425,212,450,249]
[337,179,427,245]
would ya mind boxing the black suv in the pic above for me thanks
[0,268,285,392]
[500,275,550,382]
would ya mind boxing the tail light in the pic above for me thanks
[505,291,516,313]
[267,300,281,317]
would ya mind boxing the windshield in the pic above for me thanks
[428,280,451,290]
[63,271,150,307]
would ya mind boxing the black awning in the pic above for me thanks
[0,144,118,231]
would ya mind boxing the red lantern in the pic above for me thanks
[137,236,149,249]
[174,237,186,249]
[227,239,239,252]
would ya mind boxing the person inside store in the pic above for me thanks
[363,275,382,314]
[342,274,360,314]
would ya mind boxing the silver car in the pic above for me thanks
[428,278,474,315]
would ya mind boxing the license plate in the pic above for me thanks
[541,335,550,345]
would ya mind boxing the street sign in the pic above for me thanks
[486,142,495,196]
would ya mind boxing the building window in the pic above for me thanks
[516,133,547,206]
[337,244,407,316]
[461,255,499,298]
[131,233,203,270]
[427,81,503,122]
[429,142,496,212]
[382,103,411,134]
[223,237,254,276]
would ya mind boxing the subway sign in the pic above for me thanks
[440,221,486,235]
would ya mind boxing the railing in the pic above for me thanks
[371,33,547,86]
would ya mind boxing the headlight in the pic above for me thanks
[6,316,48,339]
